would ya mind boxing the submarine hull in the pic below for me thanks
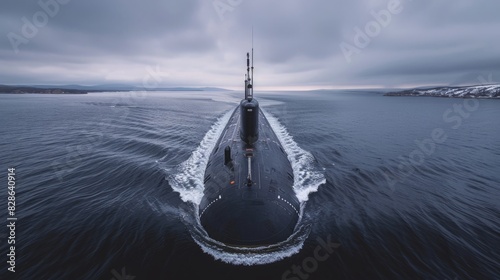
[199,106,300,246]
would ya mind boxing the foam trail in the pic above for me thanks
[169,109,234,205]
[191,222,310,265]
[263,109,326,202]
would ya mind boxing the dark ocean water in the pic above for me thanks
[0,91,499,280]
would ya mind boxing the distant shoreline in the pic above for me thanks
[0,85,88,94]
[0,84,230,94]
[385,85,500,99]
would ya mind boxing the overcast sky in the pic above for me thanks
[1,0,500,90]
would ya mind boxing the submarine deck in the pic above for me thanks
[199,106,300,246]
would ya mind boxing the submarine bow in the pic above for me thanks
[198,50,300,246]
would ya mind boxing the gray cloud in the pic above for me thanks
[1,0,499,89]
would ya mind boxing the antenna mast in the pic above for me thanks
[251,28,254,91]
[244,29,255,101]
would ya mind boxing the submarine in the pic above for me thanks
[199,50,300,246]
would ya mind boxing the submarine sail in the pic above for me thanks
[198,49,300,246]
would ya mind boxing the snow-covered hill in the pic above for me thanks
[385,85,500,98]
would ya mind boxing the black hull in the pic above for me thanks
[199,106,300,246]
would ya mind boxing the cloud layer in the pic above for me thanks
[1,0,499,89]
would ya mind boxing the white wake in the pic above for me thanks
[169,109,234,205]
[262,109,326,202]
